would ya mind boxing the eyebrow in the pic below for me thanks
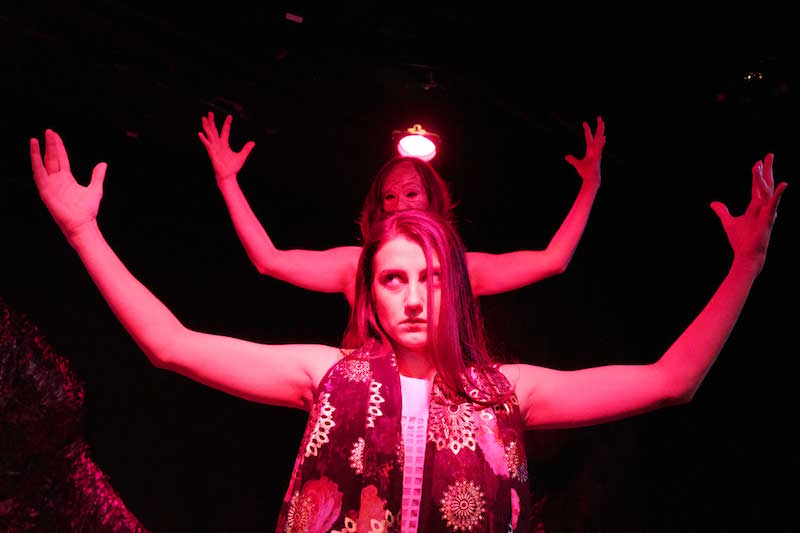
[376,265,440,277]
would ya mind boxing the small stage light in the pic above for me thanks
[392,124,441,162]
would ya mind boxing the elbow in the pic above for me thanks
[652,363,698,407]
[141,341,173,370]
[252,251,281,276]
[672,385,699,406]
[544,258,569,278]
[663,380,702,407]
[542,248,571,276]
[250,252,272,275]
[552,260,569,276]
[138,325,186,370]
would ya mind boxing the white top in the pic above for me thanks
[400,374,432,533]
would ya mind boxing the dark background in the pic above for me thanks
[2,4,797,532]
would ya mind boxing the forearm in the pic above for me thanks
[67,221,184,364]
[219,179,357,296]
[656,258,760,402]
[544,179,600,272]
[217,178,278,272]
[468,181,600,296]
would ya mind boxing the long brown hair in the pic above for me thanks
[357,157,453,242]
[343,210,507,404]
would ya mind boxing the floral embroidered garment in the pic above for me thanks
[276,340,532,532]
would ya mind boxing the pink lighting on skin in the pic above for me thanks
[394,124,439,162]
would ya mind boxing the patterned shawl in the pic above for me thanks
[276,340,532,532]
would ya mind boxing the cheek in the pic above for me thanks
[431,293,441,325]
[416,193,430,209]
[372,288,392,325]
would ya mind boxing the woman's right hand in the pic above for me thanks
[198,112,255,184]
[30,129,106,241]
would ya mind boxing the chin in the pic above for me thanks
[394,333,428,351]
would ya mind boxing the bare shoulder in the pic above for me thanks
[302,344,346,386]
[498,362,551,397]
[498,363,522,387]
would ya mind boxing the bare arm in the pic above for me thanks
[502,154,786,430]
[31,130,340,411]
[199,112,359,303]
[468,117,604,296]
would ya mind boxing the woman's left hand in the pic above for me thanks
[565,115,605,187]
[711,153,787,274]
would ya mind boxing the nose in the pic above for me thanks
[384,198,399,213]
[397,196,414,210]
[405,280,424,317]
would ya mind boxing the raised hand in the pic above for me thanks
[198,112,255,183]
[565,116,605,187]
[710,153,787,274]
[30,129,107,240]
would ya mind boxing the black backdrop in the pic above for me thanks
[2,4,797,532]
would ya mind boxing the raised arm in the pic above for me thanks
[31,129,340,411]
[198,112,359,303]
[467,116,605,296]
[502,154,787,430]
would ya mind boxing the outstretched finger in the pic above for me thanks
[763,153,775,190]
[198,131,211,150]
[43,130,60,173]
[768,181,788,215]
[201,115,218,142]
[221,115,232,143]
[595,116,605,139]
[30,138,47,179]
[48,129,71,173]
[564,154,578,168]
[582,121,593,145]
[751,160,768,202]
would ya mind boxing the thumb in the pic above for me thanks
[564,154,577,167]
[240,140,255,159]
[709,201,731,226]
[90,162,107,195]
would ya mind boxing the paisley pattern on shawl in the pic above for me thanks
[276,339,533,532]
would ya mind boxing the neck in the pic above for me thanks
[394,344,435,380]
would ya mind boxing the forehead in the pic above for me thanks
[382,163,423,192]
[373,235,439,271]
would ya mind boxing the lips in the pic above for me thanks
[401,318,426,324]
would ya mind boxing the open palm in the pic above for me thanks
[565,116,605,186]
[711,153,787,274]
[198,112,255,183]
[30,130,106,239]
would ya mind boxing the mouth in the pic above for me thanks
[401,319,426,325]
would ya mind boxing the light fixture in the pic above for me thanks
[391,124,441,162]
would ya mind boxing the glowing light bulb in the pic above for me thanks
[397,134,437,161]
[394,124,439,161]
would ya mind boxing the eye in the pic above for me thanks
[420,270,442,286]
[406,191,418,198]
[381,273,404,287]
[384,194,396,201]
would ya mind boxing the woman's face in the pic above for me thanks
[381,163,430,214]
[372,235,440,354]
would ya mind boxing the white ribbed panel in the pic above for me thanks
[400,375,432,533]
